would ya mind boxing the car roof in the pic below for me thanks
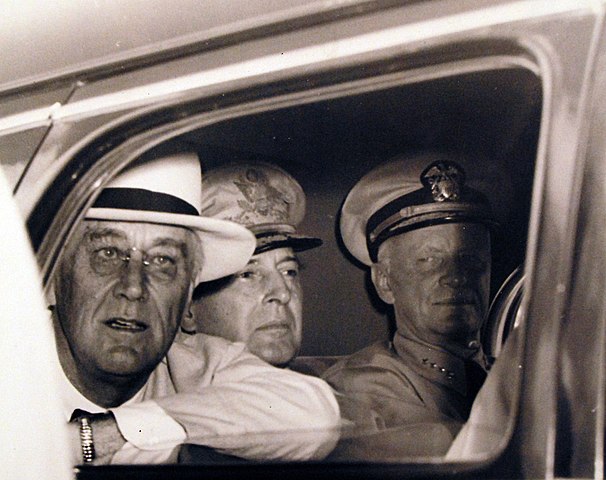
[0,0,393,95]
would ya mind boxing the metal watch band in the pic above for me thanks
[79,417,95,463]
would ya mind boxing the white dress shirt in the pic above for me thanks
[60,331,340,463]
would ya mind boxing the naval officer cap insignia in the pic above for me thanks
[340,152,498,265]
[199,161,322,255]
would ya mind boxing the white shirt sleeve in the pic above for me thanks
[156,333,340,460]
[108,400,185,464]
[106,333,340,462]
[111,443,180,464]
[111,400,186,450]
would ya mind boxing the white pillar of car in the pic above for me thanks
[0,168,72,480]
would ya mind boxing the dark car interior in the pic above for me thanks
[176,66,540,359]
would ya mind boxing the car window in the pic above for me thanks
[181,67,539,358]
[33,65,538,471]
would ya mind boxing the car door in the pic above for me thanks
[2,1,606,479]
[0,166,72,480]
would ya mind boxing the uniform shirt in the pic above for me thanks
[322,333,486,434]
[61,331,340,463]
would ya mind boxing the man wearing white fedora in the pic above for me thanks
[52,152,339,464]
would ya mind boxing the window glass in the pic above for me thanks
[183,68,539,359]
[43,66,540,471]
[174,68,538,463]
[0,128,48,189]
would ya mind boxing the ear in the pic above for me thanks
[181,283,198,333]
[371,262,395,305]
[181,308,196,334]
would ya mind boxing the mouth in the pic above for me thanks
[256,322,291,333]
[434,295,476,306]
[104,317,148,332]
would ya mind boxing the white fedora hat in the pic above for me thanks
[86,152,256,283]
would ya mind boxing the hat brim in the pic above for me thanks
[369,213,498,263]
[255,233,322,255]
[345,205,497,266]
[86,207,256,283]
[367,204,498,263]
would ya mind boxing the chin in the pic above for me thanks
[258,348,295,367]
[101,349,150,376]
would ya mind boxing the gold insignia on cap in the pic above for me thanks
[232,168,292,223]
[421,161,466,202]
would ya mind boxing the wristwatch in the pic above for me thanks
[78,416,95,463]
[71,410,115,464]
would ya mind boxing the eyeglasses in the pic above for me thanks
[89,246,180,281]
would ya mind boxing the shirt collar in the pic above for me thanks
[392,332,471,395]
[57,353,146,420]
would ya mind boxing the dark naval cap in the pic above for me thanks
[340,151,498,265]
[199,161,322,255]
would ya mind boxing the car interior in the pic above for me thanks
[170,66,539,362]
[72,65,539,464]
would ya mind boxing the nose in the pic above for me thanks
[113,257,148,302]
[439,258,469,288]
[263,271,291,305]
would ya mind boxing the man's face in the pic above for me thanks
[193,247,302,367]
[55,220,198,381]
[371,223,490,354]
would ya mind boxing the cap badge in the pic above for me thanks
[233,168,292,223]
[421,161,466,202]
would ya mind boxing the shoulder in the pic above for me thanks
[322,341,416,397]
[322,341,403,376]
[166,332,252,390]
[172,331,249,362]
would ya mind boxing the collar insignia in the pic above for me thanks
[421,161,466,202]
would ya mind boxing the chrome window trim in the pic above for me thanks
[18,46,539,220]
[0,0,587,137]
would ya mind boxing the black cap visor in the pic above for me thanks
[367,207,498,262]
[255,231,322,255]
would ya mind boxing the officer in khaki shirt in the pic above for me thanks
[322,151,497,457]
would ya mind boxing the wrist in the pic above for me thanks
[78,417,95,463]
[71,411,118,465]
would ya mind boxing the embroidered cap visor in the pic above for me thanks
[251,224,323,255]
